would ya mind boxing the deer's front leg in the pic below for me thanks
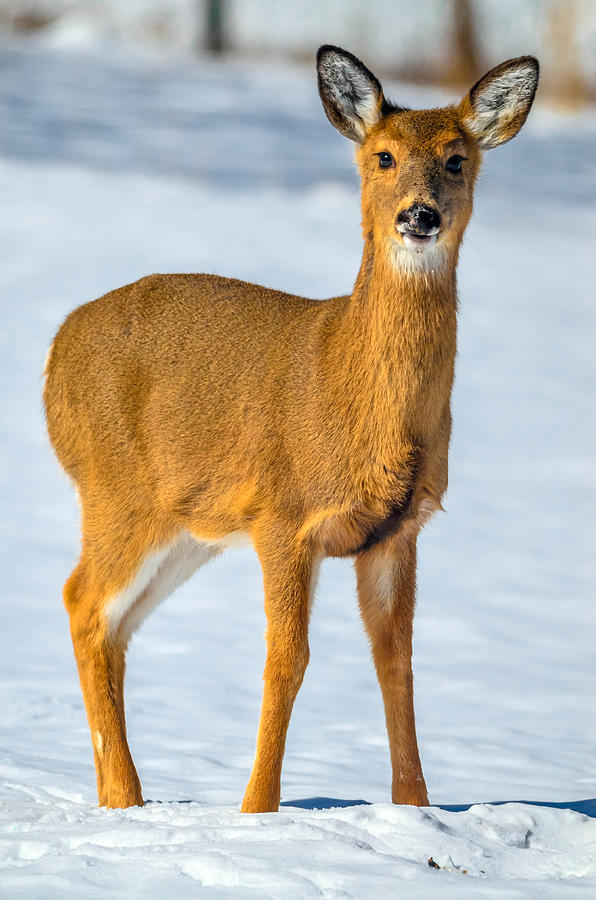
[355,534,428,806]
[241,537,314,813]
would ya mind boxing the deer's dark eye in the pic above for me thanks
[446,154,465,174]
[377,151,395,169]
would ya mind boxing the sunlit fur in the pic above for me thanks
[44,48,538,813]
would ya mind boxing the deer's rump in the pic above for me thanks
[43,273,327,524]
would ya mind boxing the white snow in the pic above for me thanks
[1,39,595,897]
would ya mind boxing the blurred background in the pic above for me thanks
[1,0,595,852]
[1,0,596,103]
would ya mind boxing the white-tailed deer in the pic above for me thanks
[44,46,538,812]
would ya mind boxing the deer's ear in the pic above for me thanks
[461,56,539,150]
[317,45,385,143]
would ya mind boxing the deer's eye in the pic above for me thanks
[377,151,395,169]
[446,154,465,174]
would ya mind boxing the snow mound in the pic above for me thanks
[2,782,595,898]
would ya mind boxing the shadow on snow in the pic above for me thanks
[280,796,596,817]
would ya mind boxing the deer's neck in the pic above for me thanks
[325,236,458,449]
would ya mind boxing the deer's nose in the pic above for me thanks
[397,204,441,235]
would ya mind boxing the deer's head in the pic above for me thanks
[317,46,538,272]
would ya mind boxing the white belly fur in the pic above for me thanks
[103,530,250,641]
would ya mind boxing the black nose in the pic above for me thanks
[397,204,441,234]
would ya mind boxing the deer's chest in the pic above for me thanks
[313,464,441,558]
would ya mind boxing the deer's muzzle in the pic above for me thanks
[396,204,441,236]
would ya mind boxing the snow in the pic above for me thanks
[2,797,594,897]
[1,38,596,897]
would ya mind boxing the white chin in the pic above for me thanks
[388,236,447,273]
[401,232,438,253]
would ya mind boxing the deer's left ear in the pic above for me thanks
[461,56,539,150]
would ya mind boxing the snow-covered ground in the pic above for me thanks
[1,39,595,897]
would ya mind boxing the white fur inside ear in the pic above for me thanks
[465,61,537,149]
[319,53,381,140]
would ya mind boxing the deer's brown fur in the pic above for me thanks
[44,46,538,812]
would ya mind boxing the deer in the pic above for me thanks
[44,46,539,812]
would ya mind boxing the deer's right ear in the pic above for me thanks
[317,45,385,143]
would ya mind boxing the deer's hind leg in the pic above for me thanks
[64,523,218,809]
[64,552,144,809]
